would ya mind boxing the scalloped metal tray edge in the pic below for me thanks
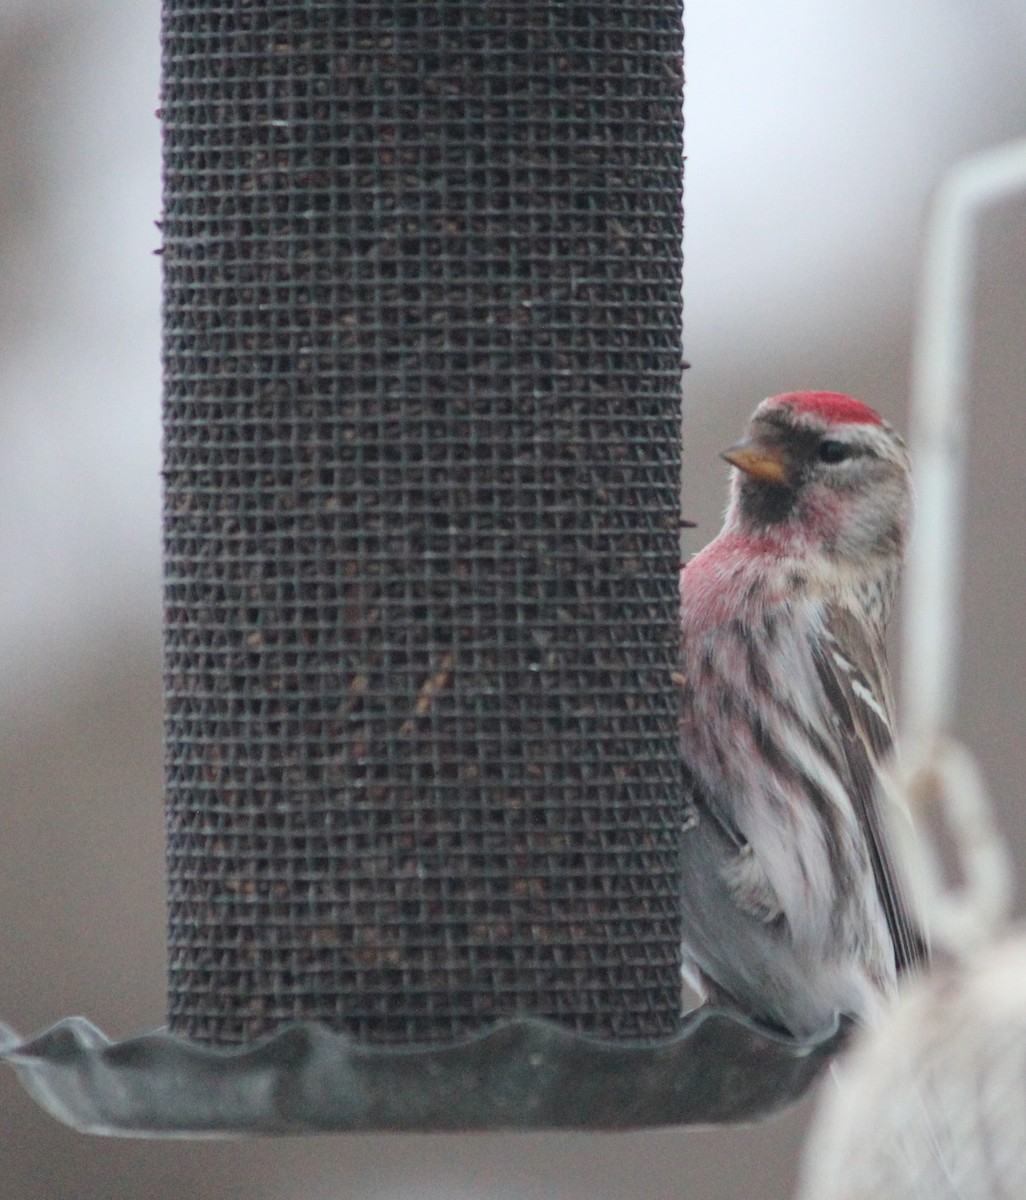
[0,1008,843,1137]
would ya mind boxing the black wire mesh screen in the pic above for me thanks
[161,0,685,1046]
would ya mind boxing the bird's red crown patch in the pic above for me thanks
[769,391,884,427]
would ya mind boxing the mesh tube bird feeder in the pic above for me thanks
[161,0,687,1048]
[0,0,843,1137]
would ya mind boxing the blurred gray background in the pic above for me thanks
[1,1,1024,1196]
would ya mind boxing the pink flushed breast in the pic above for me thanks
[680,531,794,629]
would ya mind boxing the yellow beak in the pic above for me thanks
[721,438,791,486]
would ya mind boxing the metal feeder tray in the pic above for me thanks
[0,1009,843,1137]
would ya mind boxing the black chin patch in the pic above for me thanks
[738,478,799,526]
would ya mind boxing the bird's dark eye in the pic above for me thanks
[817,439,851,464]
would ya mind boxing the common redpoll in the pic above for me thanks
[678,391,927,1038]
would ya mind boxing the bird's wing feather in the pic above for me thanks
[812,605,928,974]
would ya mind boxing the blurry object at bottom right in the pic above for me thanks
[797,739,1026,1200]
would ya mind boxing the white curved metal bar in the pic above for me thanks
[903,137,1026,745]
